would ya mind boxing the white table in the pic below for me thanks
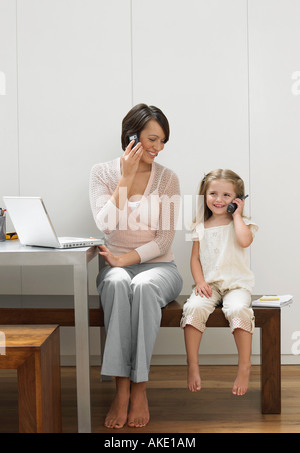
[0,240,98,433]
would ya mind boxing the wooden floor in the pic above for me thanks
[0,365,299,433]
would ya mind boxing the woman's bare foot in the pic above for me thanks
[127,382,150,428]
[232,362,251,396]
[187,363,201,392]
[104,377,130,429]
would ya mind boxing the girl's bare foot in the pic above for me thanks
[232,362,251,396]
[127,382,150,428]
[104,377,130,429]
[187,363,201,392]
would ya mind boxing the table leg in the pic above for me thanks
[260,309,281,413]
[73,263,92,432]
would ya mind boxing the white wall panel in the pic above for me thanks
[132,0,250,291]
[132,0,258,357]
[0,0,22,294]
[1,0,299,363]
[16,0,132,294]
[249,0,300,358]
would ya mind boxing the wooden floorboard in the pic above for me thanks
[0,365,299,433]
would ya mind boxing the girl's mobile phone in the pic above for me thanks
[227,194,249,214]
[128,133,139,147]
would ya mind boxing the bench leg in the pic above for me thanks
[18,328,62,432]
[260,310,281,413]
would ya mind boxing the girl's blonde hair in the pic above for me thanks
[193,169,245,225]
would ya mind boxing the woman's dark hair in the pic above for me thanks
[121,103,170,150]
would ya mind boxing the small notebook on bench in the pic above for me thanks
[252,295,293,307]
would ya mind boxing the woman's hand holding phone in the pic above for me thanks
[121,139,143,178]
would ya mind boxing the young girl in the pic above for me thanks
[181,169,258,396]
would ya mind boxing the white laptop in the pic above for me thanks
[3,196,104,249]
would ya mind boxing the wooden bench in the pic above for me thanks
[161,295,281,414]
[0,294,281,415]
[0,325,62,433]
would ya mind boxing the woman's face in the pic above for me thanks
[139,120,166,164]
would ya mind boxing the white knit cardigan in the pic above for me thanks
[89,157,180,263]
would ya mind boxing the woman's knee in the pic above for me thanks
[130,278,162,314]
[131,273,157,293]
[98,268,132,315]
[131,263,183,303]
[98,267,131,292]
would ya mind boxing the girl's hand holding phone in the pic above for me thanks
[231,197,245,217]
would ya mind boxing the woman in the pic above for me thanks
[89,103,182,429]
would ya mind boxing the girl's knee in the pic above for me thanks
[181,292,215,332]
[184,291,216,312]
[222,304,255,334]
[222,290,251,317]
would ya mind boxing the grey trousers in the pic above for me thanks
[97,261,183,382]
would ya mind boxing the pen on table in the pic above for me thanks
[260,297,280,301]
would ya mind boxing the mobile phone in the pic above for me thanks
[128,133,139,147]
[227,194,249,214]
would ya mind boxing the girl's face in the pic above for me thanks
[139,120,166,164]
[206,179,237,216]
